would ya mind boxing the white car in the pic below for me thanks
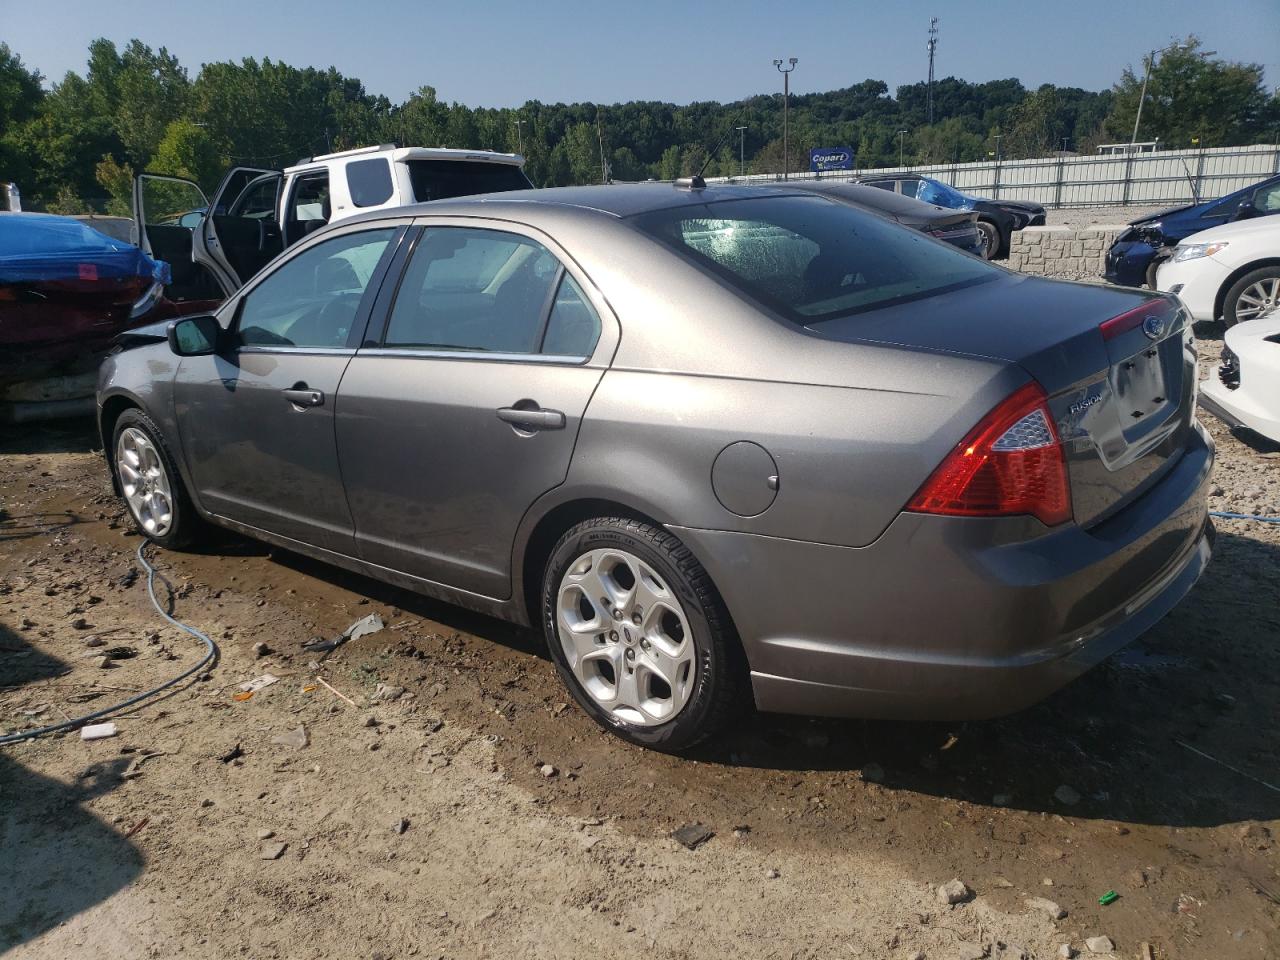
[1156,215,1280,326]
[1199,310,1280,444]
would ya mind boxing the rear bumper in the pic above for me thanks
[673,422,1214,720]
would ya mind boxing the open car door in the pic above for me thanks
[132,174,228,302]
[193,166,282,293]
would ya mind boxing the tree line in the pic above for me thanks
[0,35,1274,214]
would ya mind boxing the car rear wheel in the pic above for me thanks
[113,409,202,549]
[1223,267,1280,327]
[541,516,741,750]
[976,220,1000,260]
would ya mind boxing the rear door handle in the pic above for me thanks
[496,405,565,431]
[282,386,324,407]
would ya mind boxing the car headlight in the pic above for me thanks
[1172,241,1229,262]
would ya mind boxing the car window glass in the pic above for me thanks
[238,228,395,348]
[384,227,560,354]
[542,274,601,357]
[864,180,894,191]
[1254,182,1280,213]
[636,196,997,325]
[289,175,329,223]
[232,178,279,218]
[347,158,394,208]
[899,180,919,199]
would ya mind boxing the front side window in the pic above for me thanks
[899,179,920,199]
[384,227,574,354]
[347,158,394,208]
[1254,181,1280,213]
[634,196,997,326]
[238,228,396,348]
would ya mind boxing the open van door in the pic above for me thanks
[132,174,228,302]
[193,166,282,292]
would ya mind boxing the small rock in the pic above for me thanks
[861,762,885,783]
[200,799,214,808]
[362,715,380,728]
[1238,823,1272,850]
[1209,483,1224,496]
[84,636,106,648]
[1026,896,1067,920]
[539,763,557,778]
[765,868,780,879]
[1057,945,1076,959]
[91,655,113,669]
[271,726,309,749]
[252,641,270,657]
[1054,784,1082,806]
[394,817,409,835]
[954,944,988,960]
[1041,877,1054,886]
[71,617,89,630]
[259,841,288,860]
[256,829,274,840]
[371,683,406,703]
[1084,935,1114,954]
[671,822,714,850]
[937,879,972,905]
[217,743,244,763]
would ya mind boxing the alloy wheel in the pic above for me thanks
[117,426,174,537]
[555,548,696,726]
[1235,277,1279,323]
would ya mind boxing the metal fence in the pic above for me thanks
[716,144,1280,209]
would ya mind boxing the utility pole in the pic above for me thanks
[514,119,526,155]
[736,125,747,177]
[1130,48,1156,151]
[774,58,798,179]
[898,129,907,168]
[994,134,1002,162]
[595,106,609,183]
[926,18,939,125]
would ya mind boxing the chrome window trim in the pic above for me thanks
[357,347,592,366]
[237,346,356,357]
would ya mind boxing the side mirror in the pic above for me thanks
[1232,199,1258,222]
[167,315,222,356]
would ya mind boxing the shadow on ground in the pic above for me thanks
[0,626,143,954]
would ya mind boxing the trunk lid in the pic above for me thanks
[807,274,1196,527]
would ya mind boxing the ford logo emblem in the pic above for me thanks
[1141,314,1165,340]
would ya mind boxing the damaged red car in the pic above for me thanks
[0,212,212,421]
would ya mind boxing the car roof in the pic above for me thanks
[285,145,526,174]
[336,182,820,225]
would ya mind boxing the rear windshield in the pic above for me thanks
[633,195,997,325]
[405,159,533,203]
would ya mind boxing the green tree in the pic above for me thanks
[1105,37,1273,147]
[148,119,225,191]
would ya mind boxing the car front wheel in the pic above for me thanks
[976,220,1000,260]
[1223,267,1280,327]
[113,408,202,549]
[541,516,741,750]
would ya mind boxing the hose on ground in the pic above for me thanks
[0,542,217,746]
[1209,510,1280,524]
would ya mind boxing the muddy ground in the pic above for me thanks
[1,330,1277,960]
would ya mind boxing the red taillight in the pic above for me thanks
[1099,298,1173,341]
[907,381,1072,527]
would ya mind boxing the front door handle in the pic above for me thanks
[496,405,565,431]
[282,385,324,407]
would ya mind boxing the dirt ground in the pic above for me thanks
[2,329,1278,960]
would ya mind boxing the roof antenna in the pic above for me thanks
[677,112,744,190]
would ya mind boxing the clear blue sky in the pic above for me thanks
[2,0,1277,107]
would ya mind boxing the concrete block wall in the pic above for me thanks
[1006,225,1127,279]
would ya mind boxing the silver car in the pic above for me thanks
[98,184,1214,750]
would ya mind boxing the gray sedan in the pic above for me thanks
[98,184,1214,750]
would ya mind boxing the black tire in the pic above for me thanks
[541,516,743,751]
[111,408,203,550]
[1222,266,1280,328]
[976,219,1000,260]
[1144,253,1168,290]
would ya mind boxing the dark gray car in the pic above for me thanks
[98,184,1214,750]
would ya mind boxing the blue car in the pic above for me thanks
[1105,174,1280,288]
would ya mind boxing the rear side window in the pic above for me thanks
[347,158,394,208]
[634,196,997,325]
[405,160,533,202]
[383,227,600,358]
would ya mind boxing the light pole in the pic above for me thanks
[736,125,747,177]
[773,57,797,179]
[514,119,526,154]
[897,129,907,168]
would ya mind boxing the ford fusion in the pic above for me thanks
[98,184,1214,750]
